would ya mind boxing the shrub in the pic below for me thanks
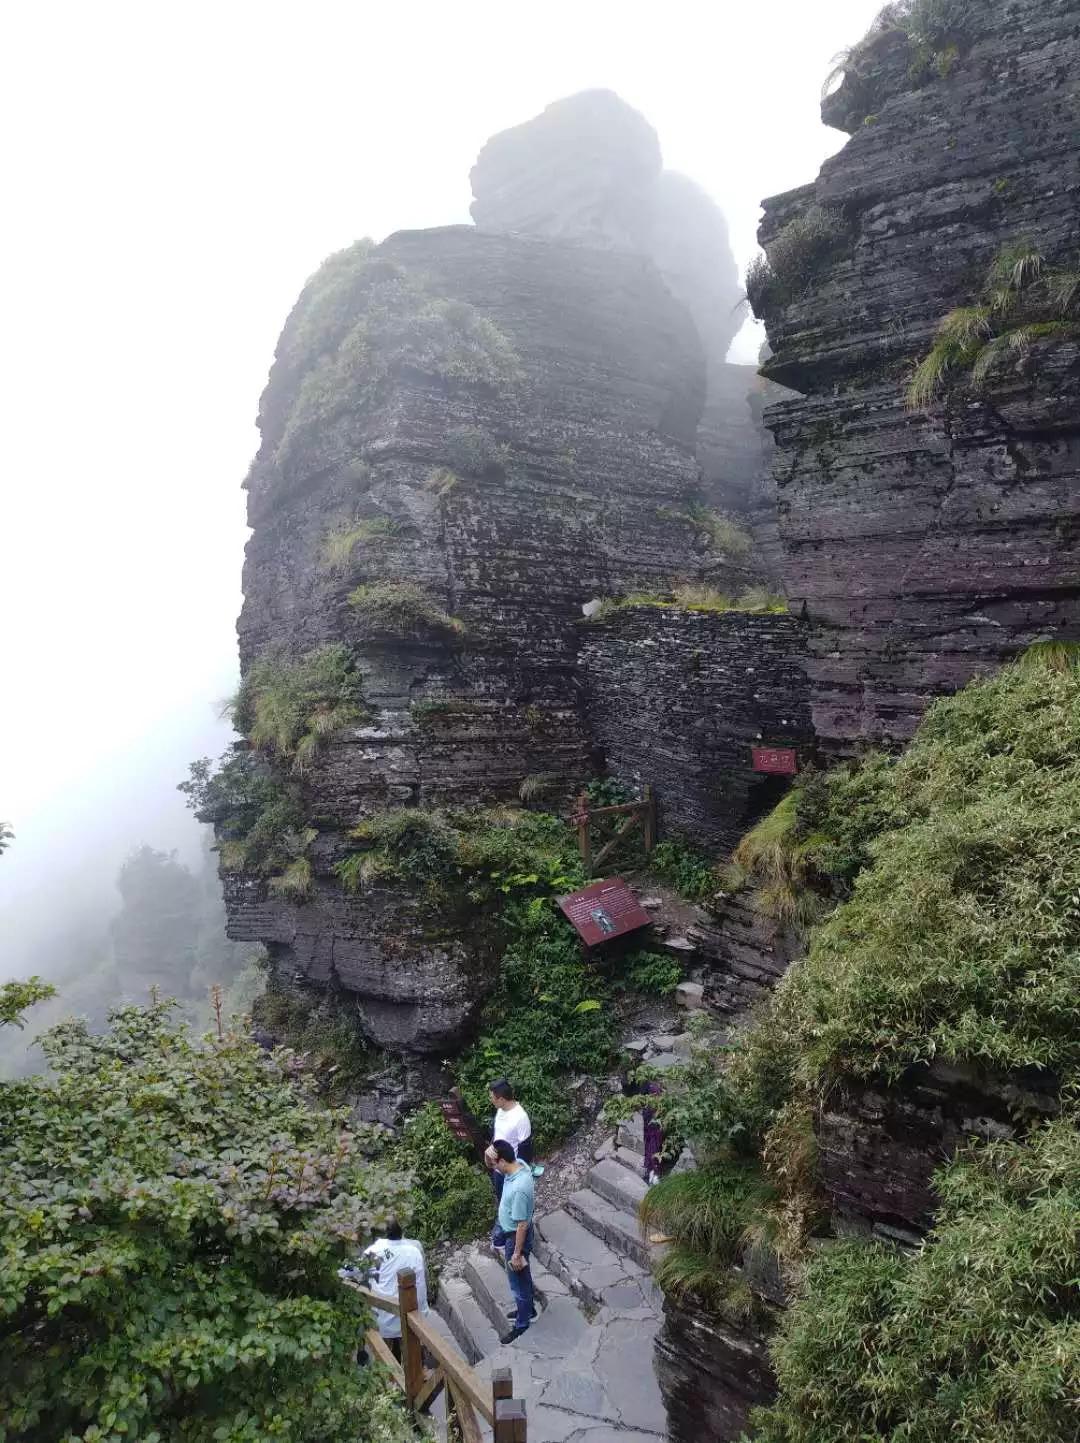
[320,515,400,571]
[269,855,314,900]
[444,425,509,479]
[754,1116,1080,1443]
[767,650,1080,1089]
[397,1103,492,1249]
[746,206,848,318]
[909,240,1080,407]
[619,948,683,995]
[649,839,721,903]
[231,644,368,771]
[348,581,465,643]
[179,749,307,876]
[456,894,612,1150]
[0,999,412,1442]
[252,987,376,1101]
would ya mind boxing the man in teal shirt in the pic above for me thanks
[493,1139,535,1340]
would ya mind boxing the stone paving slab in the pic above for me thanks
[535,1208,646,1308]
[566,1189,655,1270]
[587,1158,649,1214]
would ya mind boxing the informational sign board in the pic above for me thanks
[438,1096,477,1148]
[558,878,652,948]
[752,746,798,775]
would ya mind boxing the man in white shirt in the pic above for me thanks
[358,1221,430,1354]
[483,1078,533,1202]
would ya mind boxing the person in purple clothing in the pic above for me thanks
[622,1068,664,1186]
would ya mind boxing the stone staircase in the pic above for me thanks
[436,1113,669,1443]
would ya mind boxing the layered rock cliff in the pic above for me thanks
[757,0,1080,749]
[224,92,788,1055]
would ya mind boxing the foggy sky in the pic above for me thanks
[0,0,884,954]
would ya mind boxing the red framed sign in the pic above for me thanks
[558,878,652,947]
[752,746,798,775]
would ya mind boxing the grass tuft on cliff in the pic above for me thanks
[347,581,465,642]
[745,206,848,319]
[908,240,1080,407]
[319,515,401,571]
[230,643,368,772]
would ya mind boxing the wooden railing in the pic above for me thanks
[573,785,656,876]
[346,1268,527,1443]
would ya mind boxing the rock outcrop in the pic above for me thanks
[759,0,1080,749]
[223,91,794,1056]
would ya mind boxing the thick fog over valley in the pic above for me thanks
[1,0,883,1049]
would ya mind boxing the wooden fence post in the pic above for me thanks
[576,793,592,877]
[397,1267,425,1411]
[643,783,656,856]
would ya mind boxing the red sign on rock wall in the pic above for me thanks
[752,746,798,775]
[558,879,652,947]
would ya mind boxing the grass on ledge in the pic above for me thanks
[348,581,465,642]
[587,585,787,621]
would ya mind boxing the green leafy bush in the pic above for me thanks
[348,581,465,642]
[397,1103,492,1249]
[909,240,1080,406]
[0,977,55,1030]
[456,894,611,1150]
[179,749,306,877]
[619,948,683,995]
[231,644,368,771]
[0,1000,412,1442]
[649,839,721,903]
[754,1116,1080,1443]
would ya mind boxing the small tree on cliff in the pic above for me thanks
[0,999,414,1442]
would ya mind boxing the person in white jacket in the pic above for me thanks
[350,1220,430,1356]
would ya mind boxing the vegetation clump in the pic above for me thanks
[180,748,307,878]
[443,425,510,478]
[908,240,1080,407]
[745,206,849,319]
[656,504,754,561]
[320,514,401,572]
[588,586,787,621]
[648,838,722,903]
[0,998,412,1442]
[348,581,465,643]
[232,643,368,771]
[770,650,1080,1090]
[754,1115,1080,1443]
[273,253,521,474]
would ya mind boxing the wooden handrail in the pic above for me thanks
[358,1269,528,1441]
[343,1278,401,1315]
[407,1310,497,1424]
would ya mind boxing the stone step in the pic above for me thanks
[462,1246,566,1335]
[587,1156,649,1215]
[566,1187,658,1271]
[616,1144,648,1173]
[617,1113,645,1156]
[535,1206,653,1311]
[436,1276,501,1365]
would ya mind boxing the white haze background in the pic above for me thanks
[0,0,884,974]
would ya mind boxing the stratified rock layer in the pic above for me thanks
[579,607,811,853]
[761,0,1080,749]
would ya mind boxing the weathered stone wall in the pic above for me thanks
[654,1296,778,1442]
[760,0,1080,750]
[578,607,812,854]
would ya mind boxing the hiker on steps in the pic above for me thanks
[491,1139,536,1342]
[483,1078,533,1202]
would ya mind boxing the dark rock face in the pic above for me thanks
[655,1295,777,1442]
[231,221,716,1051]
[817,1061,1059,1238]
[578,608,812,853]
[702,889,803,1018]
[760,0,1080,750]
